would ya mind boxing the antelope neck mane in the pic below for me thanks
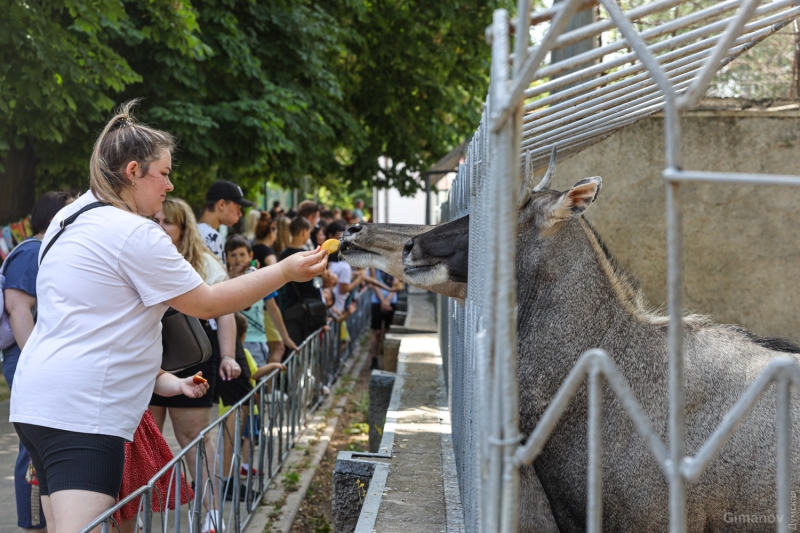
[578,218,800,353]
[578,217,709,328]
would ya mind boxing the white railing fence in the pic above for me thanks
[79,289,372,533]
[439,1,800,532]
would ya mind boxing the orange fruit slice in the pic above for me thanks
[322,239,340,254]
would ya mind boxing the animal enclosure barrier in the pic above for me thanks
[438,1,800,532]
[78,289,372,533]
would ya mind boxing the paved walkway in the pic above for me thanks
[0,399,22,533]
[368,291,463,533]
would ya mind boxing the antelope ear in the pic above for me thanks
[550,176,602,222]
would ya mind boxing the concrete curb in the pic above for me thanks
[331,341,407,533]
[245,341,371,533]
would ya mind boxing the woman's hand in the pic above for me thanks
[279,248,328,282]
[180,372,210,398]
[220,356,241,381]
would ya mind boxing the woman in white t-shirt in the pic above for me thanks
[9,102,328,532]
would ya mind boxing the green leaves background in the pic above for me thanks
[0,0,501,211]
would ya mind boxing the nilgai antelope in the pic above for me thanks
[340,149,800,532]
[339,222,467,300]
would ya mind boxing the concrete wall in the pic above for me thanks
[550,111,800,339]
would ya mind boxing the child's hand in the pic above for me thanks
[227,261,248,278]
[265,362,287,373]
[180,372,209,398]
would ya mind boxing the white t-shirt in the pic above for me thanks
[10,192,204,440]
[202,253,227,285]
[198,222,224,261]
[328,260,353,312]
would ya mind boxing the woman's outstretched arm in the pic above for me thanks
[168,248,327,319]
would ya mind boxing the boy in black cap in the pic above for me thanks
[198,180,255,261]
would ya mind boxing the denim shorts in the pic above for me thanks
[243,341,269,367]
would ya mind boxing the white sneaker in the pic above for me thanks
[202,511,224,533]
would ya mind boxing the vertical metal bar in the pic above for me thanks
[141,488,153,533]
[587,360,603,533]
[233,407,242,530]
[777,376,791,533]
[499,1,527,531]
[192,440,204,533]
[666,180,686,533]
[174,462,181,533]
[269,375,277,480]
[485,11,509,530]
[258,380,267,495]
[215,428,225,532]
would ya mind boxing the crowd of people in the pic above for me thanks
[0,102,403,533]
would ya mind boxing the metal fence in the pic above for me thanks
[79,288,372,533]
[439,1,800,532]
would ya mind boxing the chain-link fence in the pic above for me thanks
[439,1,800,532]
[78,289,372,533]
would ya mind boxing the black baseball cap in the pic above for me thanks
[205,181,255,207]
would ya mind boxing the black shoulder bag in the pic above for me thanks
[288,281,328,330]
[41,202,212,372]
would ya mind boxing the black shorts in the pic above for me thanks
[215,374,253,407]
[150,358,218,408]
[14,423,125,498]
[371,303,397,331]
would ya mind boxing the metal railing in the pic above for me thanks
[79,288,372,533]
[439,1,800,532]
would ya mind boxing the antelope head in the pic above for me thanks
[339,145,558,304]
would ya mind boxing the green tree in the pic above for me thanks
[332,0,500,195]
[0,0,206,221]
[1,0,501,222]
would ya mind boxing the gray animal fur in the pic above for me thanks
[515,177,800,532]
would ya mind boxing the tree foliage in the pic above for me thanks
[0,0,501,219]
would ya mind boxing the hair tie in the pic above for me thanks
[113,117,134,130]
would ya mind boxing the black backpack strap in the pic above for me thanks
[39,202,109,265]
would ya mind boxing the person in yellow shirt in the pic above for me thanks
[219,313,285,480]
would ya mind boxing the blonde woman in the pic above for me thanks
[272,215,291,256]
[149,197,236,530]
[9,101,327,533]
[243,207,261,242]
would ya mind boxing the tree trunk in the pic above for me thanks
[0,141,37,225]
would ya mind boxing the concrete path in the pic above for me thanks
[0,399,22,533]
[370,292,463,533]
